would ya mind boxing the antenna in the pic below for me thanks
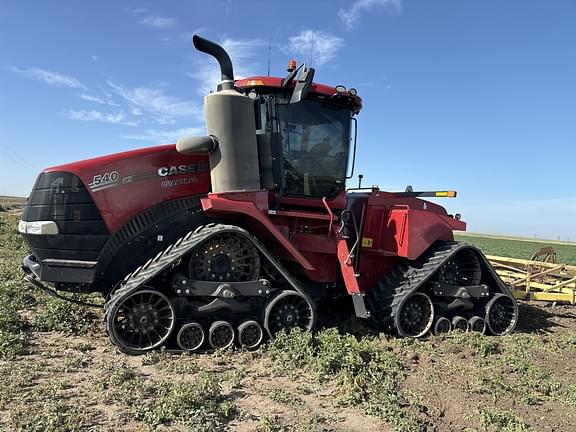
[267,38,271,77]
[310,33,315,66]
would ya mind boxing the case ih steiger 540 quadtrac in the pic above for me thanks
[19,36,518,354]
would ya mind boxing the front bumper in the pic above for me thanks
[22,254,97,285]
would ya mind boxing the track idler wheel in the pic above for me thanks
[468,316,487,334]
[209,321,235,349]
[107,287,176,355]
[177,322,205,351]
[432,316,452,335]
[452,316,469,332]
[264,291,316,337]
[238,320,264,350]
[485,293,518,335]
[395,292,434,338]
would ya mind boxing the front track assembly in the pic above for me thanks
[367,241,518,338]
[105,224,316,355]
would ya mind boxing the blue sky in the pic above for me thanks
[1,0,575,239]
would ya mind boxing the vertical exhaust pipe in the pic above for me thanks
[192,35,234,90]
[177,34,261,193]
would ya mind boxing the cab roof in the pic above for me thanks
[235,76,362,113]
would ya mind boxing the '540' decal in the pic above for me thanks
[89,171,119,192]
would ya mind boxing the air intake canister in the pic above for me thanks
[204,89,260,193]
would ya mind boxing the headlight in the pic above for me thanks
[18,220,27,234]
[18,221,59,235]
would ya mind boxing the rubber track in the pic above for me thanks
[367,241,516,335]
[104,223,311,350]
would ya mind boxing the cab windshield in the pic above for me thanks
[276,99,350,198]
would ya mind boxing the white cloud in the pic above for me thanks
[338,0,401,30]
[79,92,120,107]
[140,15,177,29]
[79,93,106,104]
[187,37,266,95]
[64,109,137,126]
[287,30,344,67]
[90,55,99,62]
[9,66,86,89]
[122,127,205,143]
[130,8,177,29]
[107,81,200,124]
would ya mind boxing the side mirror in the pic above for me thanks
[290,66,315,104]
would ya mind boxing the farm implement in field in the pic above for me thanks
[488,248,576,304]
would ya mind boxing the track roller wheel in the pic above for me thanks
[177,322,205,351]
[238,320,264,350]
[395,292,434,338]
[452,316,469,332]
[107,287,175,355]
[433,316,452,335]
[468,316,487,334]
[209,321,235,349]
[485,293,518,335]
[438,249,481,286]
[264,291,316,337]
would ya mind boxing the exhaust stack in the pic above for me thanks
[178,35,260,193]
[192,35,234,90]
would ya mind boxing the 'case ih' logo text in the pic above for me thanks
[157,162,209,177]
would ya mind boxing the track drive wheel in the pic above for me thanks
[437,249,481,286]
[264,291,316,337]
[485,293,518,335]
[107,287,175,355]
[189,232,260,282]
[395,292,434,338]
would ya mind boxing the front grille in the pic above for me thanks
[21,171,109,261]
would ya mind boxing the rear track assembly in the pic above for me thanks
[367,241,518,338]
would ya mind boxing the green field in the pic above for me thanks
[455,233,576,265]
[0,196,26,212]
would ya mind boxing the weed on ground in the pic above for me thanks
[2,214,576,431]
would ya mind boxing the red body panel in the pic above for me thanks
[201,189,466,290]
[359,192,465,260]
[43,145,465,292]
[45,145,210,233]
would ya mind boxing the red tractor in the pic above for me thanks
[19,36,518,354]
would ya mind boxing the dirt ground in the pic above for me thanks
[1,301,575,432]
[1,212,576,431]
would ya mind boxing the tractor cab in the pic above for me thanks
[235,73,362,200]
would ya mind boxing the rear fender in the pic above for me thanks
[362,206,466,260]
